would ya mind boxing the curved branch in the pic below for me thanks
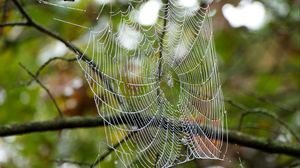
[226,99,300,142]
[0,116,299,157]
[239,110,300,142]
[27,57,77,85]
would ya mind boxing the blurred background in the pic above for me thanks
[0,0,299,167]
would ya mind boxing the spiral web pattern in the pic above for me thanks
[66,0,229,167]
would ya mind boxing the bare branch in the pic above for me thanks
[0,116,299,157]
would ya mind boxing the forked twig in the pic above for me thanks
[19,63,63,117]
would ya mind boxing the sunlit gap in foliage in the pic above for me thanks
[222,0,266,30]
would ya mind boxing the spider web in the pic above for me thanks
[42,0,228,167]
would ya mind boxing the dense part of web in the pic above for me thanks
[41,0,228,167]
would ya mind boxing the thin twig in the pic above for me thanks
[226,99,300,143]
[27,57,77,85]
[90,132,136,168]
[11,0,33,23]
[247,92,297,113]
[0,22,28,27]
[19,63,64,118]
[239,110,300,142]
